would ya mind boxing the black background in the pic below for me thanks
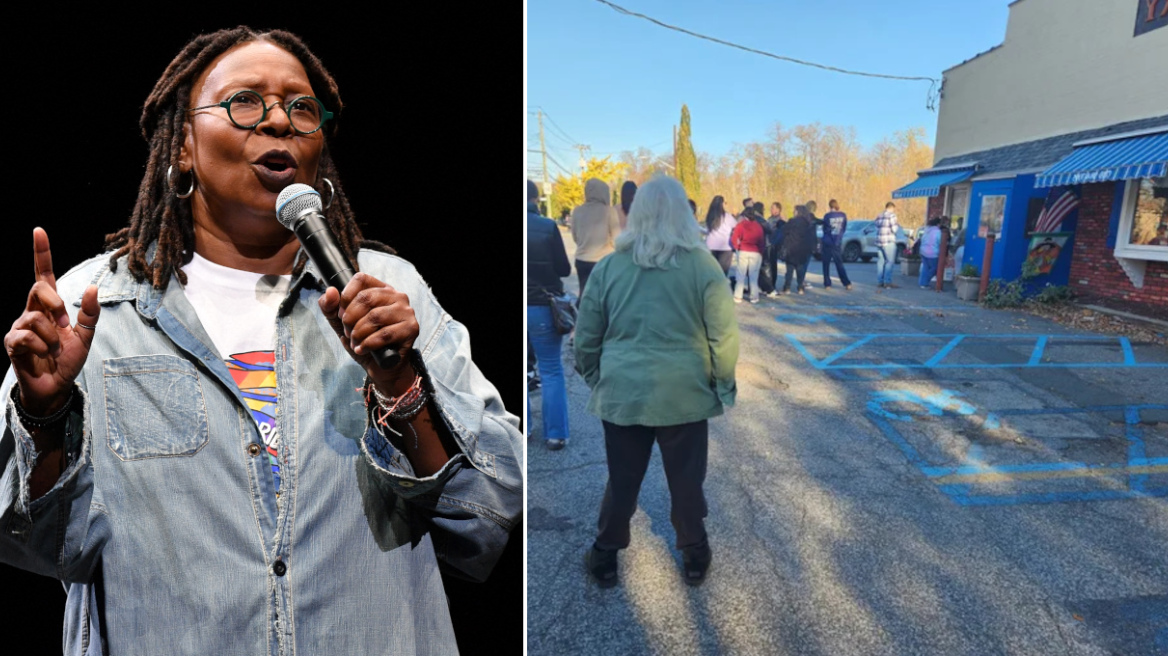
[1,7,522,654]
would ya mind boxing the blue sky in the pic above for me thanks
[526,0,1013,177]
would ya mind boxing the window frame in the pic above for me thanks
[1113,177,1168,262]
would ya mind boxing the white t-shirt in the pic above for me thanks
[182,252,292,495]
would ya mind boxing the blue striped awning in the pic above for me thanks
[1035,131,1168,188]
[892,169,976,199]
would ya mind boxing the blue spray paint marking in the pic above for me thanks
[785,333,1168,370]
[774,313,836,324]
[866,392,1168,505]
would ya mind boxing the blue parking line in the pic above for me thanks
[867,397,1168,506]
[784,334,824,367]
[926,335,965,367]
[950,488,1168,506]
[1027,336,1048,366]
[819,335,876,367]
[1121,337,1136,365]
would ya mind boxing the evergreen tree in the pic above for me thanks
[676,104,701,201]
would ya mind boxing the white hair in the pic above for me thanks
[614,176,704,269]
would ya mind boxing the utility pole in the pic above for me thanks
[574,144,590,173]
[537,110,550,213]
[537,110,549,189]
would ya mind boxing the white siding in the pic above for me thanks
[934,0,1168,162]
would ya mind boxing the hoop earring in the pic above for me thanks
[321,178,335,210]
[167,165,195,199]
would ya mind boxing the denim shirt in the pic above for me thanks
[0,247,523,656]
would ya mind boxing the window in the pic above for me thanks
[946,185,970,226]
[1114,177,1168,261]
[978,195,1007,239]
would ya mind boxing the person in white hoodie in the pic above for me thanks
[571,178,620,299]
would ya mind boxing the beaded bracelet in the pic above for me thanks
[9,384,75,430]
[365,374,429,448]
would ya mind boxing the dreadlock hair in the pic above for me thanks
[105,26,394,290]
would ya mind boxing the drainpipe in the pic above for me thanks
[978,233,996,302]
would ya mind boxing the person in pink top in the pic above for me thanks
[704,196,737,279]
[730,212,767,303]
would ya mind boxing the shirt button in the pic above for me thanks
[273,560,287,576]
[247,444,261,457]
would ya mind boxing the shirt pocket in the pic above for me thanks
[103,354,209,461]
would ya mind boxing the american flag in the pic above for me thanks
[1035,188,1079,233]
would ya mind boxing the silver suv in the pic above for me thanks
[815,220,909,263]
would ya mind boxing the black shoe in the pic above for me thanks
[587,545,619,587]
[682,540,712,586]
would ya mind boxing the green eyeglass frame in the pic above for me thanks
[189,89,334,134]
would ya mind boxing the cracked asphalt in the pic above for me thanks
[527,231,1168,656]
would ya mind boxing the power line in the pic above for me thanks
[591,0,940,109]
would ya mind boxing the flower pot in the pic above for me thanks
[901,259,920,276]
[955,275,979,301]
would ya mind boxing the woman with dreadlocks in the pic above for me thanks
[0,27,520,655]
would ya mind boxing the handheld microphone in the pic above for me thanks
[276,184,400,369]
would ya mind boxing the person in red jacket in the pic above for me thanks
[730,213,767,304]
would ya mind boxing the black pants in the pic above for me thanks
[575,259,597,305]
[766,244,781,289]
[711,250,733,275]
[596,420,709,551]
[782,258,808,291]
[821,243,851,287]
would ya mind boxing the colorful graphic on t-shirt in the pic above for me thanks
[226,351,281,493]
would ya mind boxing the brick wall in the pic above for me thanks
[928,194,945,219]
[1068,182,1168,311]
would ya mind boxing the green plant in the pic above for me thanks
[1020,256,1042,280]
[981,279,1024,308]
[959,264,979,278]
[1031,284,1075,305]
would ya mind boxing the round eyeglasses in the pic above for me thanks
[189,90,334,135]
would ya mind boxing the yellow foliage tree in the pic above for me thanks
[550,157,629,219]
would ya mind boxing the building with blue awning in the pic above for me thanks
[896,0,1168,313]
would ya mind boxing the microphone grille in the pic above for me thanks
[276,184,323,229]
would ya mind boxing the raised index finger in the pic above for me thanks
[33,227,56,290]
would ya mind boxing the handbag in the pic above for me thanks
[545,290,578,335]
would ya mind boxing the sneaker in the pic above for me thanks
[733,297,743,304]
[546,438,566,451]
[681,540,712,586]
[587,545,619,588]
[844,284,852,291]
[920,285,929,289]
[749,297,760,304]
[887,283,900,289]
[797,288,805,295]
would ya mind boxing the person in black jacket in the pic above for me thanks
[780,205,816,294]
[527,180,572,450]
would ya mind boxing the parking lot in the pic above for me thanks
[528,234,1167,656]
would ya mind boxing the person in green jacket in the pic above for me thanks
[575,175,739,587]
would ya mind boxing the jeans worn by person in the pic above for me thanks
[734,251,762,302]
[0,245,523,656]
[526,306,569,443]
[875,242,898,286]
[919,256,939,287]
[821,243,851,288]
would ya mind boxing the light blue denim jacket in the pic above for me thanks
[0,246,523,656]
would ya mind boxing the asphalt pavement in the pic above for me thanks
[528,231,1168,656]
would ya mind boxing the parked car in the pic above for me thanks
[814,220,909,262]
